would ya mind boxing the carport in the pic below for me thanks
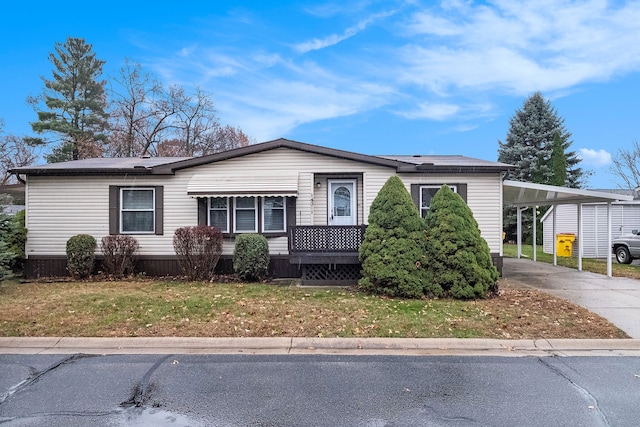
[502,180,634,277]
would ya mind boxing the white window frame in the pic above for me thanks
[208,197,229,232]
[262,196,286,232]
[120,187,155,234]
[420,185,457,218]
[233,196,258,233]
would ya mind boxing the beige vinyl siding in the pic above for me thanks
[24,148,504,257]
[25,148,396,257]
[25,175,198,256]
[184,148,394,227]
[398,174,503,253]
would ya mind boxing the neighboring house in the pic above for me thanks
[10,138,511,283]
[0,183,26,215]
[541,190,640,258]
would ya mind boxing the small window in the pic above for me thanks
[208,197,229,232]
[121,188,155,233]
[420,185,457,218]
[234,197,257,232]
[263,196,286,232]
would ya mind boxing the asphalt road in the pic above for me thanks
[1,353,639,426]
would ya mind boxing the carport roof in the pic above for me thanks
[503,180,634,207]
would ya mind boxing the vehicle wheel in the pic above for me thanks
[615,246,633,264]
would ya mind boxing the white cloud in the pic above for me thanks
[140,0,640,141]
[579,148,612,167]
[398,1,640,95]
[398,102,460,120]
[293,10,397,53]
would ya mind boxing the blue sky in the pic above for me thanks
[2,0,640,188]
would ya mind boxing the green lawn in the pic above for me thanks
[502,243,640,279]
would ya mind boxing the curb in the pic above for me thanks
[2,337,640,356]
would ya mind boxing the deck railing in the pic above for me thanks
[289,225,367,253]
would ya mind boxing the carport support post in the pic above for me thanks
[532,206,537,262]
[607,202,612,277]
[577,203,583,271]
[516,207,525,258]
[553,204,557,266]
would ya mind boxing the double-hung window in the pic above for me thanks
[234,197,258,232]
[262,196,285,232]
[420,185,457,218]
[121,188,155,233]
[208,197,229,232]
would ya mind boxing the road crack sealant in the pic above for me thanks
[121,354,173,408]
[0,353,95,405]
[537,357,610,427]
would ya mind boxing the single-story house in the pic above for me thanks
[541,195,640,258]
[10,138,512,283]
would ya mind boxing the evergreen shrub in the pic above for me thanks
[66,234,97,279]
[359,176,437,298]
[0,209,26,278]
[233,233,270,281]
[173,226,223,281]
[101,235,139,278]
[424,185,499,299]
[8,210,26,273]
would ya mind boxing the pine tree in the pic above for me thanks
[358,176,436,298]
[424,185,498,299]
[549,132,568,187]
[29,37,108,162]
[498,92,584,242]
[498,92,582,187]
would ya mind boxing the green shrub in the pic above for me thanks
[233,233,270,281]
[101,235,139,278]
[0,208,25,279]
[173,226,223,281]
[424,185,499,299]
[7,210,26,273]
[66,234,97,279]
[359,176,436,298]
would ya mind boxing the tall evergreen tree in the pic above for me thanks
[29,37,108,162]
[498,92,582,187]
[498,92,584,242]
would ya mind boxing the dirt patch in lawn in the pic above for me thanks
[0,277,628,339]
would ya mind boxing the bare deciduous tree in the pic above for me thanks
[107,59,164,157]
[611,140,640,190]
[107,61,253,158]
[0,120,40,184]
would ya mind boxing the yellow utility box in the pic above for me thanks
[556,233,576,257]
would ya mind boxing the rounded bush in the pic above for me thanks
[233,233,270,281]
[173,226,223,281]
[424,185,499,299]
[66,234,97,279]
[359,176,436,298]
[101,235,139,278]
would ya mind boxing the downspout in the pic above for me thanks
[14,173,26,185]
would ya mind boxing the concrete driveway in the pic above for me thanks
[502,257,640,338]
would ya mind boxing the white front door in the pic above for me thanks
[328,180,356,225]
